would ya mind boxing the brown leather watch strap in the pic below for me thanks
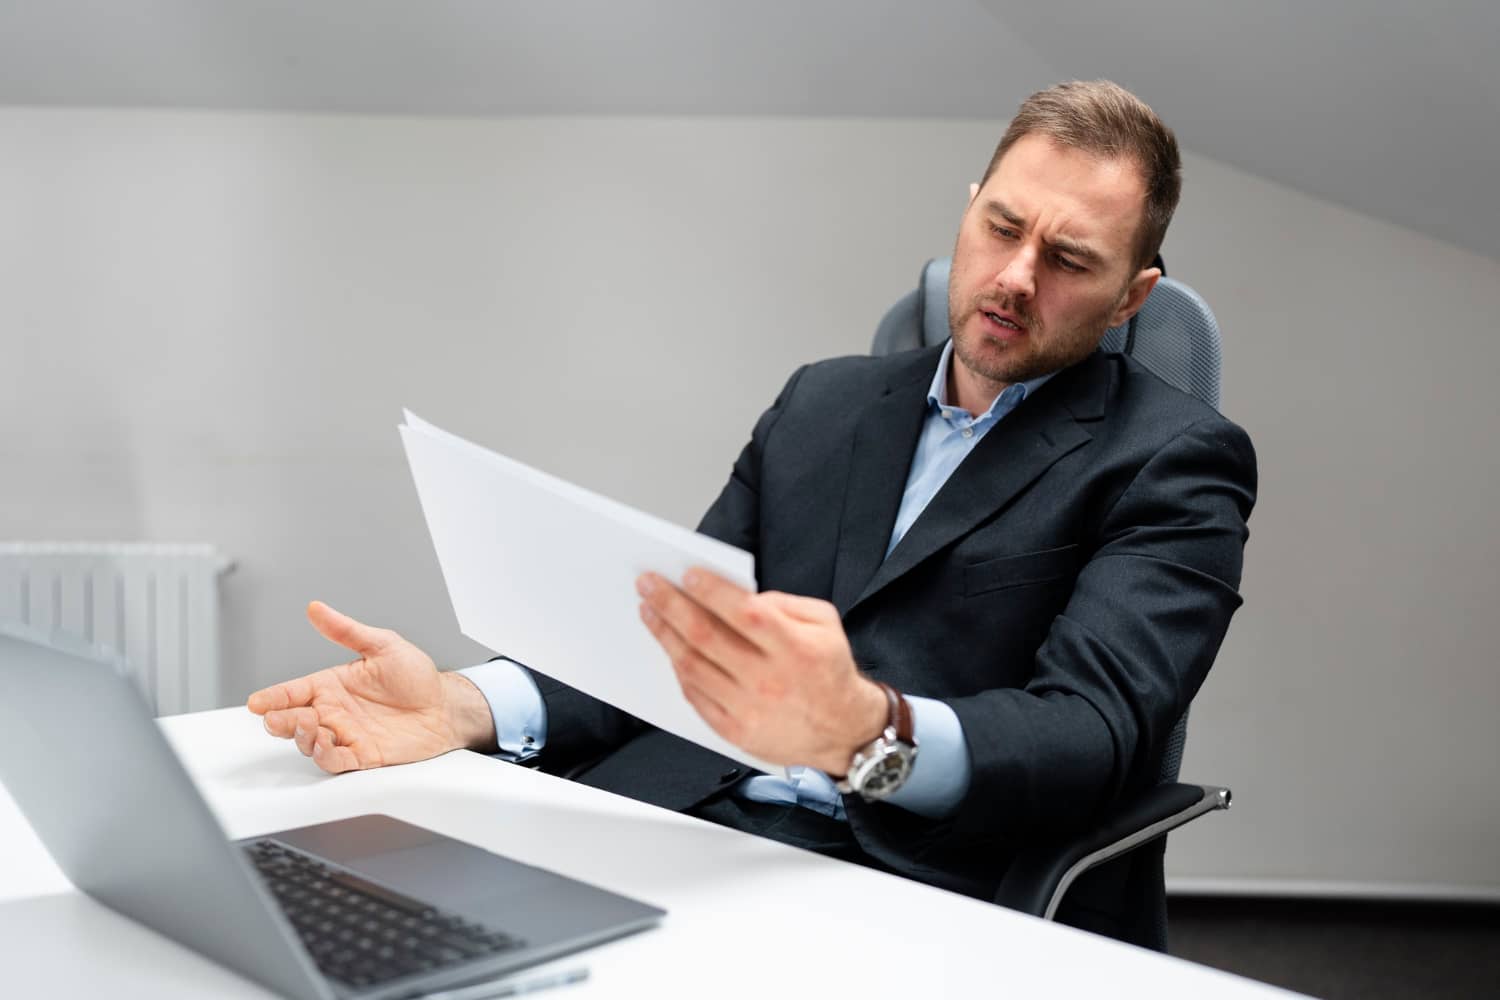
[873,681,914,744]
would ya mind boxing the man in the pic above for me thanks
[250,81,1256,946]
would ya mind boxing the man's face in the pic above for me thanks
[947,134,1158,405]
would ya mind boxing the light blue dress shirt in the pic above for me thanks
[461,341,1052,822]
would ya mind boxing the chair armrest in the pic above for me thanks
[995,783,1231,921]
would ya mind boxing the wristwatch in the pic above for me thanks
[835,682,919,802]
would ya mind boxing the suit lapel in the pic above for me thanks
[844,352,1111,617]
[829,353,938,614]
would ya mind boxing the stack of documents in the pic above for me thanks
[400,411,784,776]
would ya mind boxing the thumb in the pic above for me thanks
[306,600,390,658]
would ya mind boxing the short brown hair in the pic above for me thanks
[980,80,1181,272]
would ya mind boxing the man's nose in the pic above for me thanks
[994,247,1037,300]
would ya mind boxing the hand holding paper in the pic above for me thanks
[635,568,889,776]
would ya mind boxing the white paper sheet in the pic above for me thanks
[399,410,785,777]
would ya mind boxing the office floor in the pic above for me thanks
[1168,897,1500,999]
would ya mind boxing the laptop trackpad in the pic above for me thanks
[352,841,648,946]
[266,813,442,861]
[355,841,554,910]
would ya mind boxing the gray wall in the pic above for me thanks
[3,108,1497,897]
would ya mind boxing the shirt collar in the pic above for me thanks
[927,340,1056,419]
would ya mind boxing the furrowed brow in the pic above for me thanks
[986,200,1027,229]
[1047,236,1103,264]
[986,199,1104,264]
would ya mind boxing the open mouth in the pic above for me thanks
[982,310,1027,336]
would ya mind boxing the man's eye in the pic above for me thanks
[989,223,1017,240]
[1054,255,1085,273]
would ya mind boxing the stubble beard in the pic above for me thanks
[948,290,1123,388]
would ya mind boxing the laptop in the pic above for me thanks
[0,625,664,999]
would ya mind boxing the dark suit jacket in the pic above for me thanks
[523,345,1256,944]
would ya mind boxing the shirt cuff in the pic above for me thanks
[882,695,972,819]
[457,658,547,763]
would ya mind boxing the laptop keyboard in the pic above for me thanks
[245,839,526,989]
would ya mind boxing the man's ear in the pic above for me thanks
[1108,267,1161,328]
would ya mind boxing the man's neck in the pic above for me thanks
[946,361,1010,419]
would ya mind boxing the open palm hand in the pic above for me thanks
[248,602,460,774]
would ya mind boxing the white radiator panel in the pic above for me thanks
[0,543,233,716]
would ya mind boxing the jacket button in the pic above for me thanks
[719,768,741,783]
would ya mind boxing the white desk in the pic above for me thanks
[0,707,1296,998]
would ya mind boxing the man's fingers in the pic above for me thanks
[247,675,317,715]
[675,569,781,649]
[311,728,361,775]
[641,603,741,708]
[677,677,739,748]
[306,600,390,658]
[273,717,363,774]
[293,723,317,757]
[637,572,772,667]
[261,705,321,740]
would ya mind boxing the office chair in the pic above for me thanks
[871,256,1232,952]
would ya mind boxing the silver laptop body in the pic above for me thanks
[0,626,663,999]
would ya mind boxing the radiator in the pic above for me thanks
[0,543,234,716]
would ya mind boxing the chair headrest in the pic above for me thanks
[870,257,1223,411]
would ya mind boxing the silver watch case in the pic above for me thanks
[835,725,919,802]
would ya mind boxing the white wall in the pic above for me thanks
[1165,151,1500,898]
[3,108,1497,898]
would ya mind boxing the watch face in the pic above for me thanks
[853,743,914,800]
